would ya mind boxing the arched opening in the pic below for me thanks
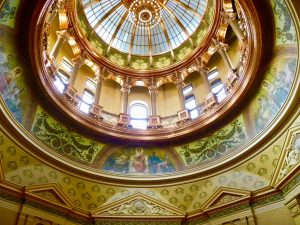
[129,101,148,130]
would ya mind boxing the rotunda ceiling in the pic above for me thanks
[0,0,299,186]
[75,0,216,72]
[81,0,207,56]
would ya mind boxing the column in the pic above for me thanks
[118,78,132,127]
[49,29,69,60]
[148,79,162,128]
[89,75,104,119]
[120,84,131,114]
[64,53,85,105]
[222,12,245,41]
[199,66,212,93]
[175,80,186,110]
[68,54,84,86]
[213,38,234,71]
[175,73,190,123]
[46,0,64,24]
[148,85,158,116]
[93,76,104,105]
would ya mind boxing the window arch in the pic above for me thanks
[207,69,219,81]
[53,69,69,93]
[129,101,148,130]
[211,79,227,102]
[183,84,199,119]
[79,89,94,113]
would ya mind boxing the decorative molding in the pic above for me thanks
[272,125,300,186]
[0,157,4,181]
[201,187,251,210]
[92,193,186,218]
[25,183,75,209]
[108,199,176,216]
[285,197,300,217]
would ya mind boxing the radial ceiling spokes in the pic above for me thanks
[82,0,208,56]
[91,2,123,35]
[82,0,100,9]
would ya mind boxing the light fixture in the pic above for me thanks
[128,0,162,29]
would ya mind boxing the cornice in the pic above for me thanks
[0,180,292,223]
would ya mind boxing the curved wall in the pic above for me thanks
[0,0,299,183]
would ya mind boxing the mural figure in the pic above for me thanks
[254,58,296,132]
[0,47,24,122]
[148,152,169,174]
[102,147,177,175]
[129,148,148,173]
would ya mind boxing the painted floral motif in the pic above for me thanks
[273,0,297,44]
[177,117,246,165]
[0,1,17,23]
[31,107,105,163]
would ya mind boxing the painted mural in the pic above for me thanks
[251,56,297,133]
[0,0,29,123]
[175,116,247,166]
[31,106,106,163]
[101,146,181,174]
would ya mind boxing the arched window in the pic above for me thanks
[183,84,199,119]
[53,70,69,93]
[61,57,73,74]
[130,101,148,130]
[207,69,218,81]
[79,89,94,113]
[211,79,226,102]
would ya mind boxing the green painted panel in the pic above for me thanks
[0,0,20,28]
[31,106,106,163]
[176,115,247,166]
[272,0,297,45]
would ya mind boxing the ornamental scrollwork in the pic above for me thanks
[279,134,300,179]
[108,198,176,216]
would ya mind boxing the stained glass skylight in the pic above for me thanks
[81,0,208,56]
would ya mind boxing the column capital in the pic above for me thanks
[212,38,229,51]
[221,11,237,22]
[174,74,185,88]
[71,51,87,65]
[121,84,131,93]
[56,29,69,40]
[199,64,210,74]
[95,75,105,83]
[148,85,158,95]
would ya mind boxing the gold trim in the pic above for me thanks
[159,19,175,60]
[25,183,75,208]
[0,0,5,11]
[128,18,138,64]
[90,2,123,38]
[107,10,130,55]
[172,0,203,19]
[91,193,186,217]
[70,0,219,76]
[161,3,194,47]
[82,0,100,9]
[147,25,153,66]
